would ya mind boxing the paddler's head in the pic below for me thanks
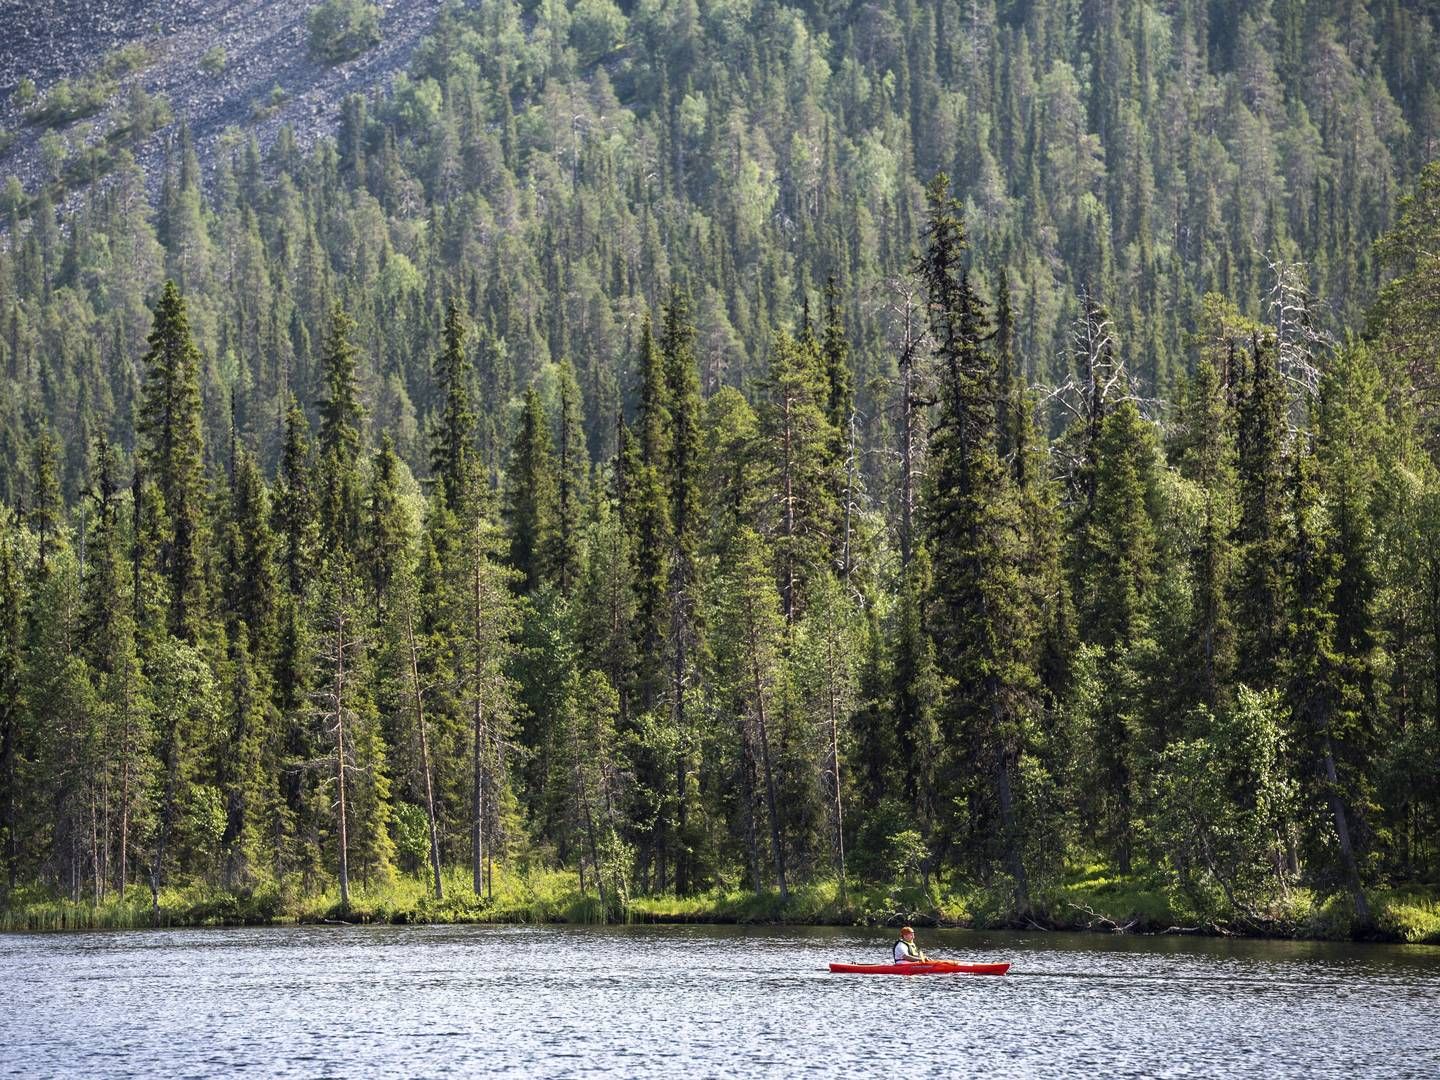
[900,926,915,941]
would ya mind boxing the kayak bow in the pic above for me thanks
[828,961,1010,976]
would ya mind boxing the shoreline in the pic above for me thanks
[5,875,1438,944]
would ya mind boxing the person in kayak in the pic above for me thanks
[892,926,929,963]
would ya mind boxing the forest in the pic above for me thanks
[2,0,1439,938]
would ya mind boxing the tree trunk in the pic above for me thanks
[827,671,847,906]
[671,598,689,896]
[842,412,856,583]
[749,644,788,902]
[404,608,443,901]
[150,732,179,922]
[118,669,134,900]
[740,732,762,893]
[334,619,350,911]
[472,699,485,897]
[1323,737,1371,927]
[899,316,918,569]
[781,392,797,623]
[994,744,1030,915]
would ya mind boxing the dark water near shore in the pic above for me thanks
[3,924,1438,1078]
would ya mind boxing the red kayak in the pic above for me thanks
[828,961,1010,976]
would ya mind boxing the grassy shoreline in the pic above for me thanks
[5,867,1438,944]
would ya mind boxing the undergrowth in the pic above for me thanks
[4,866,1437,943]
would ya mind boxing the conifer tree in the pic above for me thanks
[628,316,672,709]
[316,303,365,555]
[1234,333,1290,688]
[659,287,704,895]
[216,447,279,883]
[0,514,27,894]
[1284,440,1371,925]
[760,329,838,623]
[504,387,558,593]
[430,299,475,510]
[361,434,412,618]
[273,396,317,600]
[28,431,61,576]
[710,527,789,900]
[1172,358,1237,708]
[820,276,854,434]
[550,359,589,594]
[916,175,1035,909]
[137,281,207,641]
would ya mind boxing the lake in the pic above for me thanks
[3,924,1438,1077]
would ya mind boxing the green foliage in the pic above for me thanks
[1149,688,1296,923]
[25,45,150,127]
[200,47,228,77]
[4,0,1440,941]
[308,0,382,65]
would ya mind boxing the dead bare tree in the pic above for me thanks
[878,274,934,569]
[314,568,367,911]
[1266,254,1335,418]
[1038,293,1164,503]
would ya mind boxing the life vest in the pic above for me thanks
[893,937,923,962]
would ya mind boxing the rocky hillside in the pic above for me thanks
[0,0,443,200]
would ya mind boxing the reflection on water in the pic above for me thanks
[3,923,1438,1078]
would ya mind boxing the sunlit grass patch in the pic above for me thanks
[1373,888,1440,945]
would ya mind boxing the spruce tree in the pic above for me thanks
[316,303,365,555]
[504,387,558,593]
[0,514,25,894]
[760,329,838,623]
[628,316,672,709]
[273,396,317,600]
[550,359,588,594]
[1172,358,1237,708]
[136,281,207,642]
[361,434,412,618]
[1234,333,1289,688]
[430,299,475,510]
[659,287,704,895]
[709,526,789,901]
[28,430,61,576]
[917,175,1036,910]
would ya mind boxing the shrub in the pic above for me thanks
[200,47,228,77]
[308,0,382,65]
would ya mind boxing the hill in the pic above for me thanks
[0,0,442,200]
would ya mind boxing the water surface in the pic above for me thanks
[3,923,1437,1077]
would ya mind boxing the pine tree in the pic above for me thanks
[917,175,1036,909]
[430,299,475,510]
[0,514,26,894]
[504,387,558,593]
[316,303,365,555]
[361,434,412,618]
[760,329,838,623]
[273,396,317,600]
[136,281,207,642]
[1172,358,1237,708]
[1234,333,1290,689]
[659,287,704,895]
[550,359,588,594]
[312,560,371,909]
[709,527,789,900]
